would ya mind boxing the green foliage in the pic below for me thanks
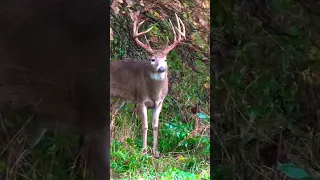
[276,162,309,179]
[111,36,125,59]
[110,140,209,179]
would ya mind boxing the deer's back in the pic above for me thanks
[110,59,147,101]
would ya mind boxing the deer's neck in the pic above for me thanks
[136,67,168,103]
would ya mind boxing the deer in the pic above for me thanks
[0,0,109,180]
[110,11,186,158]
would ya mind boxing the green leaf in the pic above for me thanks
[0,160,5,172]
[126,138,134,147]
[4,118,14,128]
[191,33,206,49]
[248,107,261,120]
[276,162,309,179]
[196,113,208,119]
[289,26,300,36]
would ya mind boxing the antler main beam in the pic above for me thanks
[131,11,155,54]
[131,11,186,55]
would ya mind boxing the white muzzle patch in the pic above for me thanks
[150,72,166,81]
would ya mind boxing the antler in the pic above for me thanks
[131,11,155,54]
[163,13,186,55]
[131,11,186,55]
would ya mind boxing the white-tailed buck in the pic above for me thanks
[110,11,186,157]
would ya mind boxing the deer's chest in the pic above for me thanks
[140,83,167,108]
[143,90,167,108]
[150,87,167,101]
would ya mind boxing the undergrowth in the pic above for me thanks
[212,0,320,179]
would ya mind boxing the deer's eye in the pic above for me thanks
[151,59,155,62]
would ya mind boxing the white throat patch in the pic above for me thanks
[150,72,166,81]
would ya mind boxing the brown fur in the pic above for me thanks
[110,59,168,108]
[110,55,168,158]
[110,11,185,158]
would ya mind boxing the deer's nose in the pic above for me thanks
[158,66,165,73]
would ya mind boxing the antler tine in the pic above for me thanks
[134,20,154,37]
[163,13,186,55]
[144,35,151,48]
[165,36,170,47]
[132,12,154,54]
[175,13,186,38]
[175,13,181,41]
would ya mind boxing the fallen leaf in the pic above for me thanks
[153,11,161,19]
[111,0,121,15]
[125,0,133,6]
[203,83,210,89]
[199,16,208,29]
[139,0,145,6]
[276,162,309,179]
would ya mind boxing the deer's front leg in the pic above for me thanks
[137,103,148,154]
[152,100,163,158]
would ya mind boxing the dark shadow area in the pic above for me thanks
[0,0,109,179]
[212,0,320,179]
